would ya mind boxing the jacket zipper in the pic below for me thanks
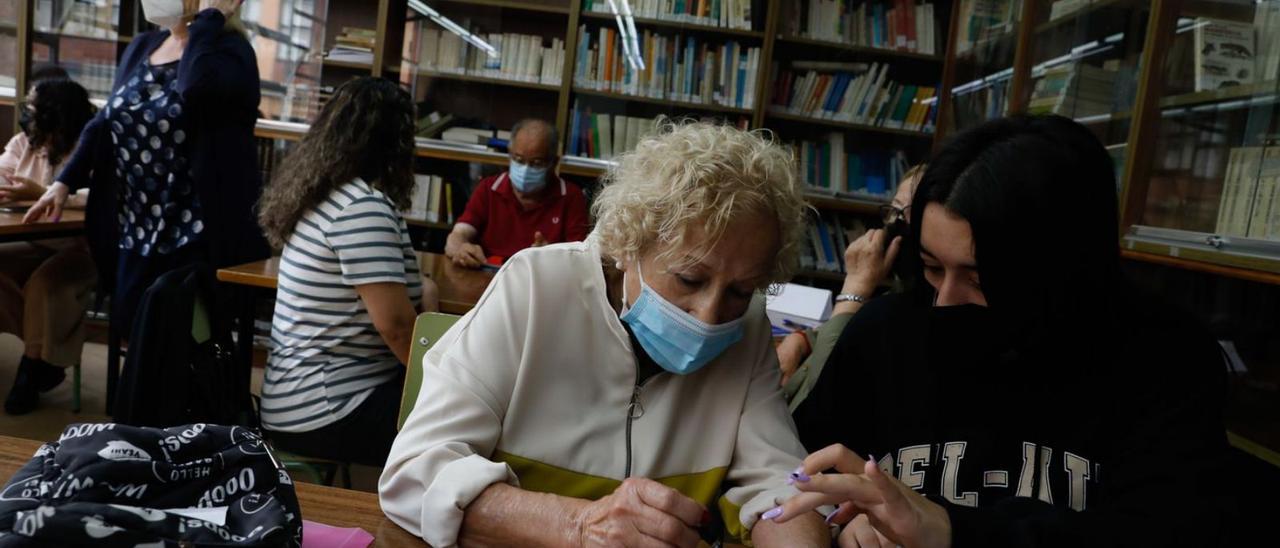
[624,375,656,478]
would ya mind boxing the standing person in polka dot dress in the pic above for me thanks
[25,0,269,335]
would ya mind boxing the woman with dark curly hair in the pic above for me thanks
[0,74,98,415]
[256,76,438,465]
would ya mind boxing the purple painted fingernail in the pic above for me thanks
[787,466,811,485]
[825,511,838,525]
[762,506,783,521]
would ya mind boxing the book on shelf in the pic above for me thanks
[782,0,939,56]
[1215,146,1280,241]
[791,134,911,199]
[1027,62,1118,118]
[582,0,755,30]
[952,78,1009,130]
[327,27,377,64]
[769,63,938,133]
[574,26,762,109]
[798,211,872,273]
[1192,18,1257,92]
[1257,0,1280,83]
[567,101,661,159]
[417,27,565,86]
[1048,0,1091,22]
[416,111,456,138]
[406,174,458,225]
[955,0,1020,54]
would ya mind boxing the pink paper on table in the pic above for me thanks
[302,519,374,548]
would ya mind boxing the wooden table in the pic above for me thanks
[0,435,422,546]
[216,251,494,315]
[0,208,85,243]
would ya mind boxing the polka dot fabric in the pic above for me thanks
[107,59,204,256]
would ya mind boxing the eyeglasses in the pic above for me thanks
[879,204,910,225]
[511,154,554,169]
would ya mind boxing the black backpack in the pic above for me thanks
[0,423,301,547]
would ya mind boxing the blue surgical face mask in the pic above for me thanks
[508,159,547,193]
[620,263,745,375]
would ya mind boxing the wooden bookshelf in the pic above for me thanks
[412,69,562,92]
[578,11,765,39]
[802,192,887,216]
[767,110,935,140]
[321,58,374,71]
[1033,0,1142,34]
[429,0,572,15]
[572,87,754,115]
[1159,81,1279,111]
[775,34,944,63]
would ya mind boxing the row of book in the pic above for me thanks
[406,174,457,225]
[792,134,912,198]
[582,0,756,30]
[799,211,872,273]
[1215,146,1280,241]
[1027,62,1118,119]
[325,27,377,65]
[1259,1,1280,83]
[954,0,1021,55]
[952,79,1009,131]
[416,29,566,86]
[574,26,762,109]
[567,103,660,159]
[769,63,938,132]
[783,0,940,56]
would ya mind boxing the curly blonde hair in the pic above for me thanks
[592,118,807,285]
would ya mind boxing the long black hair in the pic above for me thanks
[910,115,1121,349]
[257,77,416,248]
[26,78,95,167]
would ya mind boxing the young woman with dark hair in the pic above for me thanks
[0,76,98,414]
[256,76,438,465]
[770,115,1230,546]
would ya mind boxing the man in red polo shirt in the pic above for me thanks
[445,119,589,268]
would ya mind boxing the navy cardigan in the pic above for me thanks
[58,9,269,286]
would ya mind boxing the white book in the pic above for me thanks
[614,115,629,157]
[598,114,614,159]
[829,132,845,193]
[1193,17,1257,92]
[843,63,875,119]
[419,29,440,70]
[1257,0,1280,82]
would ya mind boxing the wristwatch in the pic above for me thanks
[834,293,867,304]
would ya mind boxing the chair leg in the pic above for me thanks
[71,363,81,413]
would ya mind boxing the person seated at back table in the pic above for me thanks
[769,115,1231,547]
[255,77,439,466]
[0,71,97,415]
[444,118,589,268]
[778,165,924,409]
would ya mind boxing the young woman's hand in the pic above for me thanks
[770,444,952,548]
[0,175,46,203]
[200,0,243,17]
[23,181,70,223]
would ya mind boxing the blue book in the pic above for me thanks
[569,104,581,155]
[821,74,843,113]
[847,154,864,191]
[872,5,884,47]
[814,217,837,270]
[735,51,747,107]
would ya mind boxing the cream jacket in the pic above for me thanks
[379,239,808,547]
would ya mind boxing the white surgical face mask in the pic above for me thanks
[142,0,193,28]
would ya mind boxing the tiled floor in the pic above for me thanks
[0,333,383,492]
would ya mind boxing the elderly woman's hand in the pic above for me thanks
[200,0,242,17]
[770,444,951,548]
[571,478,706,548]
[776,331,810,387]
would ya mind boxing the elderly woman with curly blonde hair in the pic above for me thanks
[380,121,830,547]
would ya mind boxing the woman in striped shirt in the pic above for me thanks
[256,77,438,465]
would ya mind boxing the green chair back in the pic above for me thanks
[398,312,462,430]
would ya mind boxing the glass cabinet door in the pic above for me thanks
[31,0,124,102]
[240,0,329,123]
[1127,0,1280,266]
[1026,0,1151,191]
[945,0,1024,133]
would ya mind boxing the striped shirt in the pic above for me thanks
[261,179,422,432]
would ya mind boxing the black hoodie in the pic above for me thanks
[792,288,1232,547]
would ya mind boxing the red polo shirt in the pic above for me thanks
[457,172,590,261]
